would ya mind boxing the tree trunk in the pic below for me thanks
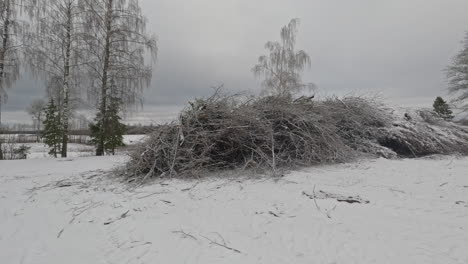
[96,0,114,156]
[0,0,11,131]
[37,112,42,142]
[0,95,3,132]
[61,3,73,158]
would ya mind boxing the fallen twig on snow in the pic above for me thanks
[389,188,406,194]
[200,234,242,254]
[55,180,73,188]
[268,211,280,217]
[181,182,199,192]
[306,185,335,219]
[303,190,370,204]
[135,191,168,199]
[311,185,322,211]
[57,228,65,238]
[104,210,130,225]
[69,201,103,224]
[172,230,198,241]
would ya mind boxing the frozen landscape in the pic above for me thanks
[2,0,468,263]
[1,154,467,264]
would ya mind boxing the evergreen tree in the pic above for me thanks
[42,99,62,157]
[90,92,126,155]
[89,112,104,155]
[105,95,126,155]
[433,96,454,121]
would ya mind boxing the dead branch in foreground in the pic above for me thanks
[104,210,130,225]
[303,190,370,204]
[200,234,242,254]
[172,230,242,254]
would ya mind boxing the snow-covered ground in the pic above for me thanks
[1,155,468,264]
[122,135,147,145]
[25,143,95,159]
[0,135,147,159]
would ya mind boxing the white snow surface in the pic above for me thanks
[26,143,95,159]
[1,156,468,264]
[1,135,146,160]
[122,135,147,145]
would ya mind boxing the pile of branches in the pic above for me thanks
[378,110,468,157]
[126,92,394,179]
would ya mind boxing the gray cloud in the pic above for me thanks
[3,78,45,111]
[4,0,468,123]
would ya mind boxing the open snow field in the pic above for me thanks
[0,135,147,159]
[1,155,468,264]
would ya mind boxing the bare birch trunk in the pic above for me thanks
[0,0,11,131]
[61,3,73,158]
[96,0,113,156]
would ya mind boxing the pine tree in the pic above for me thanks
[42,99,62,157]
[89,112,104,156]
[89,91,126,155]
[105,94,126,155]
[433,96,454,121]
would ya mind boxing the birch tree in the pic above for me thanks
[447,32,468,112]
[25,0,87,157]
[252,18,313,96]
[0,0,26,128]
[27,98,45,140]
[81,0,157,156]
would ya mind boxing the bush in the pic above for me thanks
[0,136,31,160]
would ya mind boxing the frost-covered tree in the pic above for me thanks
[433,96,454,121]
[80,0,157,156]
[42,98,62,157]
[252,18,313,96]
[25,0,87,157]
[447,32,468,111]
[0,0,26,127]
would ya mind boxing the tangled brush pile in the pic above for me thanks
[378,109,468,157]
[125,91,468,180]
[126,92,396,179]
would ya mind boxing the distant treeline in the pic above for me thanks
[0,125,155,135]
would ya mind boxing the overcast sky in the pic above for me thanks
[3,0,468,123]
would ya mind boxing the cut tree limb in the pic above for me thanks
[303,190,370,204]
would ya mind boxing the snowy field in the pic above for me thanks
[0,135,147,159]
[25,143,95,159]
[1,155,467,264]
